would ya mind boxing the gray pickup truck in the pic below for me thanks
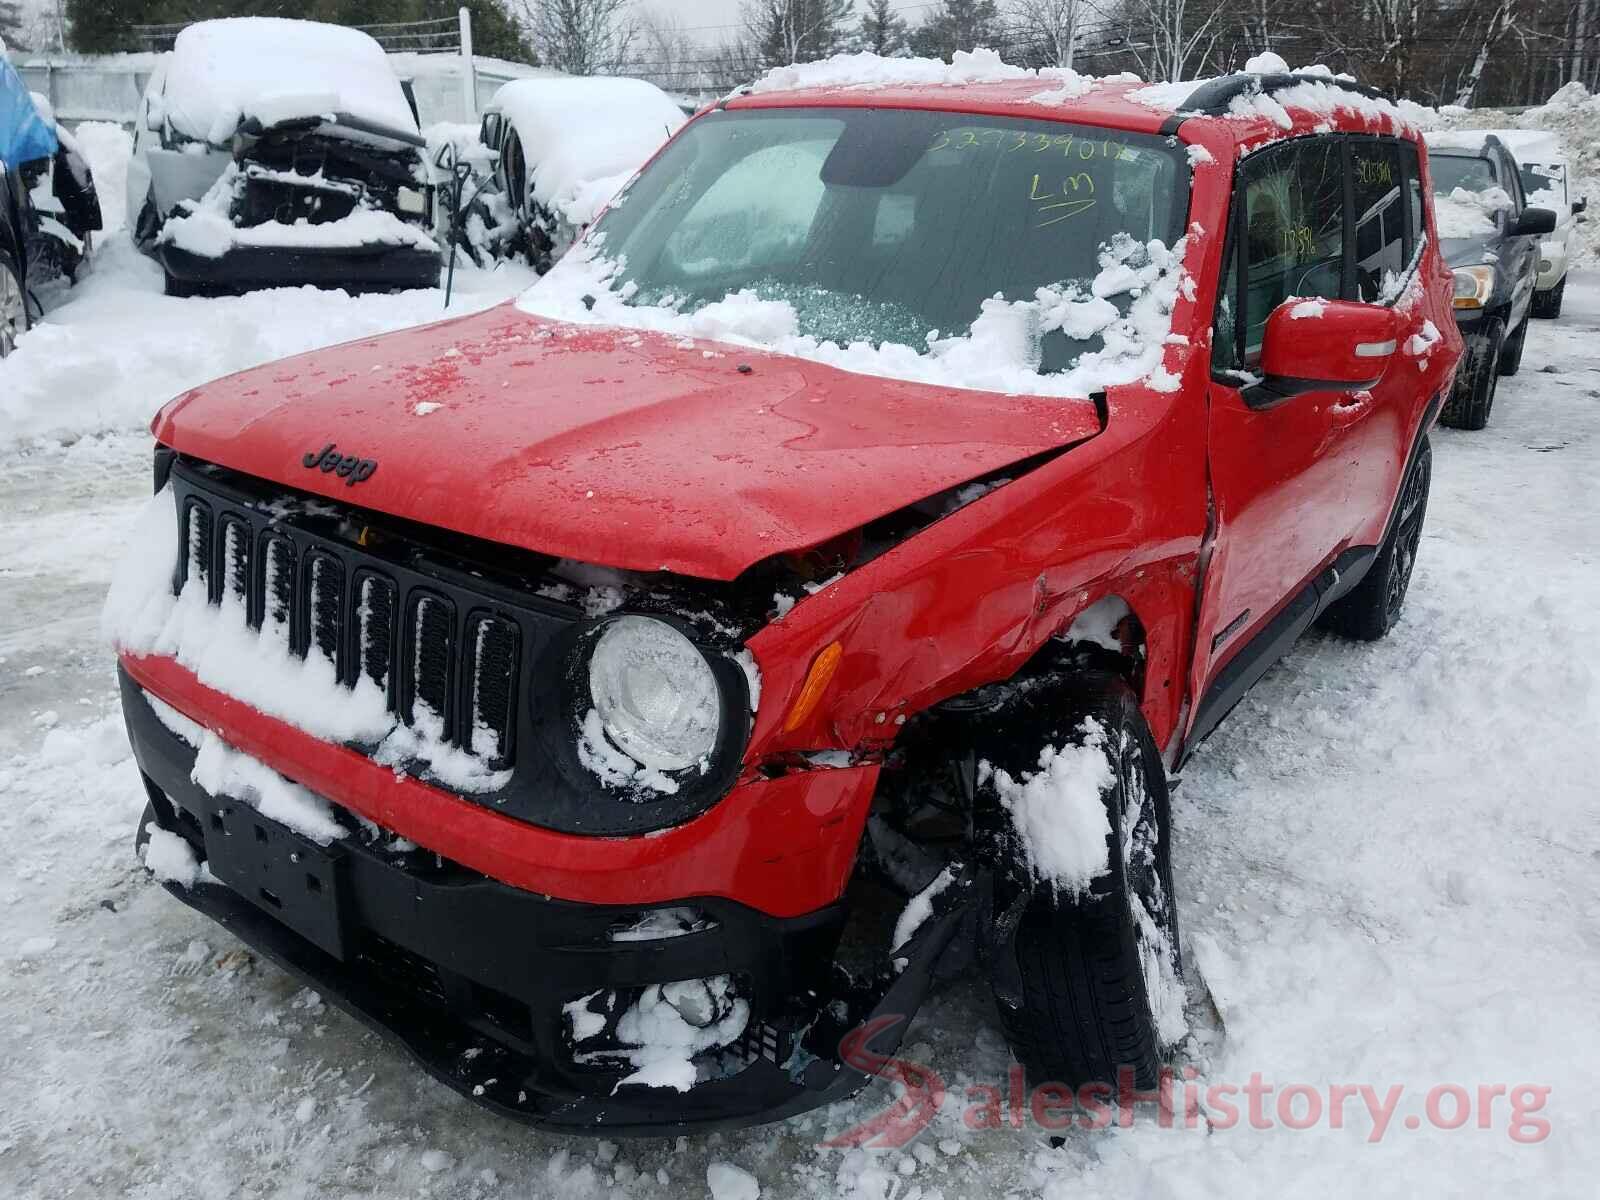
[1423,131,1557,430]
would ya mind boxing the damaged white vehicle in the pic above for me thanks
[126,18,439,296]
[471,76,685,271]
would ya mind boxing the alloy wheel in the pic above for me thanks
[1384,453,1430,623]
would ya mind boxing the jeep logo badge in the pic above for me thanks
[302,442,378,486]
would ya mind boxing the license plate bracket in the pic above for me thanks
[201,800,349,960]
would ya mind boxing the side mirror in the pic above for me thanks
[1572,197,1587,216]
[1516,207,1557,236]
[1251,298,1399,408]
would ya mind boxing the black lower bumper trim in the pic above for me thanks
[122,669,964,1134]
[158,241,440,293]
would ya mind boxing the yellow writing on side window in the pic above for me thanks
[1355,157,1394,186]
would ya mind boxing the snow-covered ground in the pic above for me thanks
[3,124,1600,1198]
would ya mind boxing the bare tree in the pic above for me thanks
[1452,0,1523,105]
[1121,0,1228,81]
[745,0,855,66]
[519,0,639,75]
[1005,0,1090,68]
[630,11,700,90]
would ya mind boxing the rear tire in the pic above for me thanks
[1498,315,1528,376]
[983,677,1182,1091]
[1531,278,1565,319]
[1319,437,1432,641]
[1439,318,1502,431]
[0,247,27,358]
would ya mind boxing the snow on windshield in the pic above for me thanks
[162,18,418,146]
[517,106,1194,398]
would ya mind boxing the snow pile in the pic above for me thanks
[518,232,1191,399]
[1438,82,1600,263]
[891,866,955,951]
[489,77,685,228]
[157,163,437,260]
[981,717,1114,894]
[706,1162,761,1200]
[193,730,346,844]
[611,976,750,1092]
[1134,61,1431,134]
[162,18,418,145]
[101,488,509,796]
[576,708,680,795]
[140,824,201,886]
[1433,185,1511,239]
[747,47,1091,99]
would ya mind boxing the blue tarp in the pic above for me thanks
[0,53,58,168]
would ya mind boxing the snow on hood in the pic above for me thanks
[1434,185,1511,242]
[148,303,1104,581]
[489,77,685,227]
[163,18,419,146]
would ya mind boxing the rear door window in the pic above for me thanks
[1399,141,1424,253]
[1351,140,1406,301]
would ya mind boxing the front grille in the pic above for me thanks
[173,472,522,771]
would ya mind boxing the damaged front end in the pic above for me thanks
[119,452,999,1132]
[154,116,438,294]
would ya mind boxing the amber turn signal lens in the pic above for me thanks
[783,641,843,733]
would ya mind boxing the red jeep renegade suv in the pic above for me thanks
[109,67,1462,1133]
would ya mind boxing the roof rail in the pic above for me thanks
[1168,72,1395,123]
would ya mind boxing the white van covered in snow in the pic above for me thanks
[474,76,685,270]
[126,18,439,296]
[1480,128,1586,318]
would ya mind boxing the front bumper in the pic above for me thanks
[157,239,440,294]
[121,671,964,1134]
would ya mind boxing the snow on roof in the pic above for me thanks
[1424,130,1494,154]
[746,47,1099,102]
[1470,128,1566,166]
[489,76,685,227]
[1135,64,1430,135]
[163,18,419,146]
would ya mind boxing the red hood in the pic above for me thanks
[153,303,1101,580]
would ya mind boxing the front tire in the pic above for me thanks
[1439,318,1502,431]
[1320,437,1432,641]
[983,677,1183,1091]
[1531,278,1565,319]
[1498,315,1528,376]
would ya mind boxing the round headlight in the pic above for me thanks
[588,616,721,772]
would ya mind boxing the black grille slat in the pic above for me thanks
[467,615,519,764]
[183,500,212,594]
[170,468,531,781]
[409,594,455,726]
[220,516,250,609]
[355,572,396,693]
[304,552,345,671]
[261,535,296,642]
